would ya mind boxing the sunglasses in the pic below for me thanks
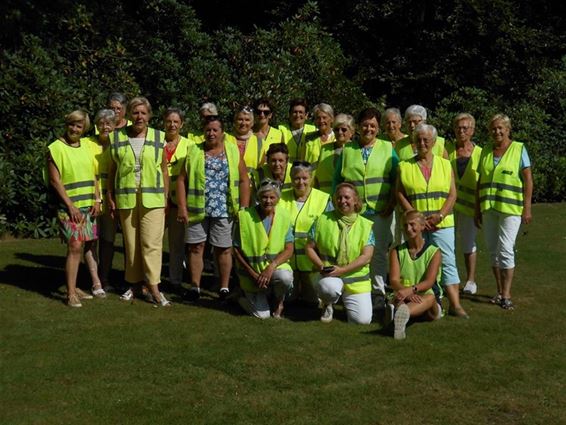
[334,127,349,133]
[259,179,280,188]
[240,106,254,114]
[203,115,220,122]
[256,109,271,116]
[292,160,311,168]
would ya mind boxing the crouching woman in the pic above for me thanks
[305,183,375,324]
[388,210,442,340]
[233,179,294,319]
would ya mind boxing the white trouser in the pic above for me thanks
[482,209,521,269]
[239,269,294,319]
[316,276,372,325]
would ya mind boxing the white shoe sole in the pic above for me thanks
[394,304,410,340]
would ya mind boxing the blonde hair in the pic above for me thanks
[64,110,90,134]
[127,96,152,119]
[453,113,476,129]
[334,182,362,213]
[489,113,511,131]
[403,209,426,226]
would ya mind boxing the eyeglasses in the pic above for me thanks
[455,126,471,131]
[259,179,280,188]
[292,160,311,168]
[334,127,349,133]
[256,109,271,116]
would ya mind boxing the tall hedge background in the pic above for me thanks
[0,0,565,237]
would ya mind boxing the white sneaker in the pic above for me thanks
[462,281,477,295]
[320,304,334,323]
[120,288,134,301]
[155,292,171,307]
[394,304,410,340]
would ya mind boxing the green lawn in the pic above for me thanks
[1,203,565,425]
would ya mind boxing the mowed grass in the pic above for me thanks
[0,203,565,425]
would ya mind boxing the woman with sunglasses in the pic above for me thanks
[314,113,354,194]
[300,103,336,167]
[254,97,284,152]
[305,183,374,324]
[279,161,331,303]
[177,115,250,302]
[252,143,293,195]
[233,178,294,319]
[334,108,398,304]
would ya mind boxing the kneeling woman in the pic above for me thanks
[388,210,442,340]
[305,183,374,324]
[233,179,294,319]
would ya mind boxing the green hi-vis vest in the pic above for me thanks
[397,241,441,297]
[185,140,241,223]
[167,136,192,206]
[187,131,205,144]
[48,139,96,209]
[396,135,446,161]
[279,188,330,272]
[110,127,166,209]
[83,136,112,212]
[478,141,524,215]
[279,123,317,162]
[252,163,293,192]
[399,157,455,228]
[446,143,482,217]
[225,133,273,176]
[299,131,335,169]
[315,142,347,194]
[237,205,292,293]
[341,139,394,213]
[314,211,373,294]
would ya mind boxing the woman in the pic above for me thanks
[188,102,218,144]
[446,113,482,295]
[388,210,443,340]
[305,183,375,324]
[252,143,292,195]
[107,92,130,130]
[397,123,468,318]
[227,106,273,176]
[47,110,101,307]
[233,179,294,319]
[254,98,283,150]
[163,107,192,291]
[83,109,117,294]
[314,113,354,194]
[107,96,171,307]
[335,108,398,303]
[475,114,533,310]
[300,103,336,166]
[177,115,250,302]
[279,162,330,303]
[381,108,406,146]
[395,105,447,161]
[278,98,317,162]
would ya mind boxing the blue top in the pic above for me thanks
[204,151,229,217]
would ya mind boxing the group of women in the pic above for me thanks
[47,94,533,339]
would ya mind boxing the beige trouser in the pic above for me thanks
[119,193,165,285]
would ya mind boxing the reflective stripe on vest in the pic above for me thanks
[314,211,373,294]
[447,143,482,216]
[399,157,455,228]
[279,123,317,162]
[185,140,241,223]
[315,142,345,194]
[48,139,96,209]
[478,141,524,215]
[341,139,393,213]
[110,127,165,209]
[237,205,292,293]
[279,188,330,272]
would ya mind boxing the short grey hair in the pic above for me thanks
[290,162,313,178]
[107,92,127,106]
[404,105,427,121]
[453,113,475,128]
[382,108,402,124]
[333,113,355,132]
[200,102,218,116]
[95,109,116,125]
[413,123,437,142]
[256,178,281,199]
[313,103,334,120]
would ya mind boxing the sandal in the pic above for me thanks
[500,298,515,310]
[490,294,502,305]
[153,292,172,307]
[92,286,107,299]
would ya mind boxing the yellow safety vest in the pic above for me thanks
[167,136,192,206]
[397,242,440,296]
[252,163,293,192]
[187,131,205,144]
[396,135,446,161]
[225,133,273,175]
[83,136,112,212]
[110,127,166,209]
[237,205,292,293]
[279,123,317,162]
[315,142,349,194]
[279,188,330,271]
[299,131,335,168]
[185,140,241,223]
[399,157,455,228]
[314,211,373,294]
[341,139,394,213]
[446,143,482,216]
[48,139,96,209]
[478,141,525,215]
